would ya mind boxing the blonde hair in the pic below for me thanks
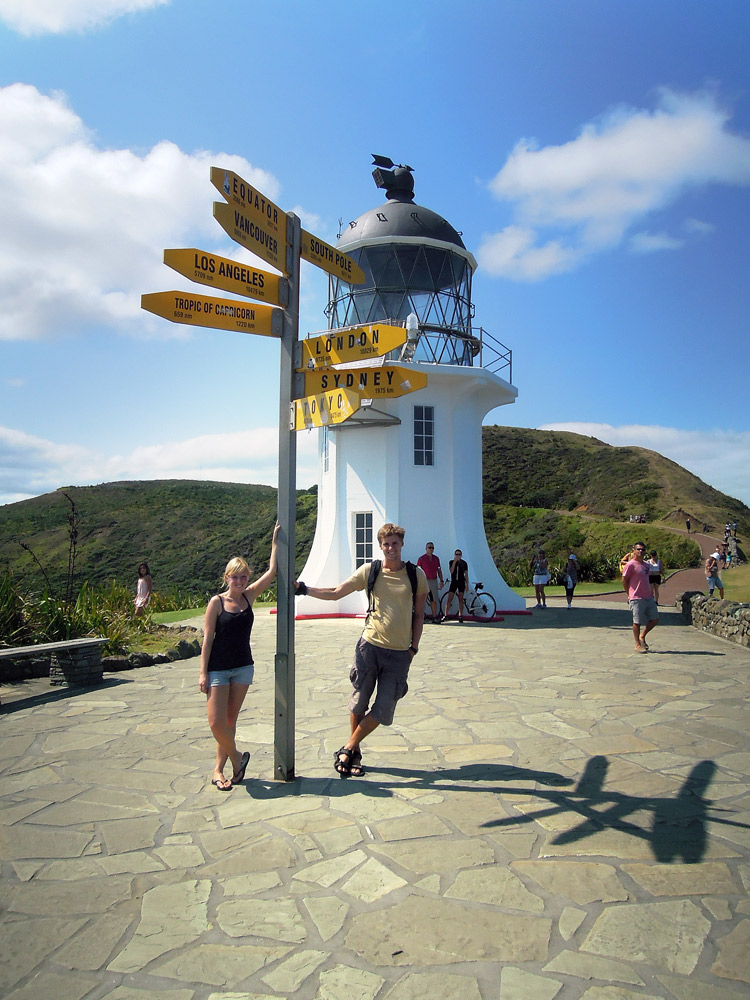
[377,522,405,544]
[223,556,250,583]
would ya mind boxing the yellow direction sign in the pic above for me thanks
[292,388,360,431]
[164,248,287,306]
[299,324,407,370]
[301,229,365,285]
[214,201,288,274]
[304,365,428,399]
[211,166,286,245]
[141,291,282,337]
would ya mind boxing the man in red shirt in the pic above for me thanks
[417,542,444,622]
[622,541,659,652]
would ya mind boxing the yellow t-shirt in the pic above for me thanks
[347,562,428,650]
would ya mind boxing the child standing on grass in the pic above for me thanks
[199,524,279,791]
[134,563,152,616]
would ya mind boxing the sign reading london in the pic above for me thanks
[304,364,428,399]
[141,291,282,337]
[292,388,360,431]
[164,248,287,306]
[299,324,407,370]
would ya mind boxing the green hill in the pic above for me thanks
[0,426,746,599]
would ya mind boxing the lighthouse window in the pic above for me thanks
[354,512,373,567]
[414,405,434,466]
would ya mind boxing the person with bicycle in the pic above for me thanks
[448,548,469,623]
[293,523,427,777]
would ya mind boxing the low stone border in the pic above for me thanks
[676,590,750,647]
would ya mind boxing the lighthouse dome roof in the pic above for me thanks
[338,198,466,251]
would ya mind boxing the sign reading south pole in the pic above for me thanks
[292,387,360,431]
[299,324,407,370]
[301,229,366,285]
[164,249,288,306]
[141,291,282,337]
[304,364,428,399]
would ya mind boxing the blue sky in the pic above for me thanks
[1,0,749,506]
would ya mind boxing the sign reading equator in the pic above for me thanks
[299,323,407,369]
[141,290,282,337]
[211,166,286,243]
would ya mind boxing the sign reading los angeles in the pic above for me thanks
[300,230,366,285]
[292,387,360,431]
[164,248,287,306]
[304,364,428,399]
[299,324,407,370]
[141,291,282,337]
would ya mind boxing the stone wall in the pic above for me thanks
[676,591,750,647]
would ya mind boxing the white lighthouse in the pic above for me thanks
[296,158,525,614]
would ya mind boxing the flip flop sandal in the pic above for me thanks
[349,750,365,777]
[334,746,353,776]
[212,777,233,791]
[231,751,250,785]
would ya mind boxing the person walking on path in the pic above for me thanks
[417,542,444,622]
[531,549,550,608]
[563,554,579,609]
[705,551,725,599]
[648,550,664,604]
[447,548,470,622]
[200,524,280,791]
[294,523,427,777]
[686,517,691,533]
[134,562,152,616]
[622,541,659,653]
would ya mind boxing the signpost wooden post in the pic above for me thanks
[140,166,369,782]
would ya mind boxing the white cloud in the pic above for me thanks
[0,0,167,35]
[0,84,284,342]
[628,231,684,254]
[539,421,750,507]
[0,424,320,506]
[479,90,750,280]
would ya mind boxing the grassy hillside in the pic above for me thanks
[1,426,746,601]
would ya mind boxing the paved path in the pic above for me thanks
[2,603,750,999]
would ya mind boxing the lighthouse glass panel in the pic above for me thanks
[414,406,434,466]
[354,512,373,567]
[326,245,474,367]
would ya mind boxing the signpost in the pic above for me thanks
[291,387,360,431]
[164,248,288,306]
[139,165,377,783]
[304,364,427,399]
[299,323,408,370]
[141,291,282,337]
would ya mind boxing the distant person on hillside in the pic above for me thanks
[732,521,738,538]
[199,524,279,791]
[622,542,659,653]
[647,550,664,604]
[134,562,152,616]
[531,549,550,609]
[448,549,470,621]
[417,542,444,622]
[705,552,724,600]
[685,517,691,533]
[563,554,579,609]
[726,550,732,569]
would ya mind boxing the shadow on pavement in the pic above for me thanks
[0,675,131,714]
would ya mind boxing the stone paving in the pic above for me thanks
[1,600,750,1000]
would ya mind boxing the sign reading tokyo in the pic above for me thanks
[164,248,287,306]
[214,201,288,275]
[211,167,286,244]
[305,364,428,399]
[301,230,365,285]
[292,388,360,431]
[299,324,408,370]
[141,291,282,337]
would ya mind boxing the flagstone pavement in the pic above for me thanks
[1,600,750,1000]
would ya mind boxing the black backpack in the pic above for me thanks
[366,559,419,616]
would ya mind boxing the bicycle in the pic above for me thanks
[440,581,497,622]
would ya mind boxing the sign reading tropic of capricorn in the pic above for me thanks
[141,290,283,336]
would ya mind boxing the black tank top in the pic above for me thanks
[207,594,254,671]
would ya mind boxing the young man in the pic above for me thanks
[705,552,724,599]
[417,542,444,622]
[622,541,659,653]
[294,523,427,777]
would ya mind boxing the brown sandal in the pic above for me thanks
[334,747,353,776]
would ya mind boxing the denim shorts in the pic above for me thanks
[348,637,411,727]
[207,663,254,687]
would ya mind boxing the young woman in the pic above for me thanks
[648,550,664,604]
[134,563,152,616]
[531,549,550,608]
[200,524,279,791]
